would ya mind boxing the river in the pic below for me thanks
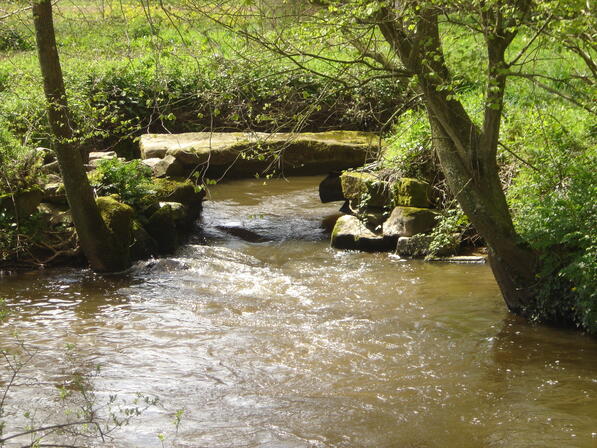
[1,177,596,448]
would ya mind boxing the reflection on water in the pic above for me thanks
[1,177,596,448]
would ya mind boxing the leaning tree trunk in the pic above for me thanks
[423,96,538,313]
[32,0,129,272]
[377,6,539,313]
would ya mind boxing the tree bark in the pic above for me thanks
[32,0,130,272]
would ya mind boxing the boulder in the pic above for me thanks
[340,171,389,209]
[215,225,270,243]
[396,235,433,257]
[145,204,179,253]
[158,201,187,223]
[153,178,205,219]
[392,178,432,208]
[130,219,158,260]
[383,206,438,239]
[96,196,134,250]
[396,235,460,258]
[319,172,345,203]
[0,189,43,218]
[139,131,380,176]
[358,209,387,231]
[141,155,184,178]
[89,151,117,161]
[339,200,351,214]
[331,215,393,252]
[321,213,343,233]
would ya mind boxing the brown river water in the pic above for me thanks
[1,177,596,448]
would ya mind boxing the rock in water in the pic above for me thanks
[331,215,393,252]
[396,235,433,257]
[96,196,135,248]
[391,177,432,208]
[383,206,438,239]
[139,131,380,177]
[141,155,184,178]
[215,225,270,243]
[319,171,345,203]
[340,171,389,209]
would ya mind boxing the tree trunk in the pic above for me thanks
[32,0,130,273]
[377,7,539,313]
[423,96,538,313]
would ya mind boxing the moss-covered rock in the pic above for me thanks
[395,235,433,257]
[383,206,439,239]
[340,171,389,209]
[145,203,179,253]
[392,178,432,208]
[42,182,67,205]
[38,203,72,226]
[130,219,158,260]
[331,215,393,252]
[154,178,205,207]
[319,172,345,203]
[142,155,185,178]
[140,131,379,176]
[96,196,135,248]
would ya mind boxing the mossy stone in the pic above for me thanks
[382,206,439,238]
[154,178,205,208]
[331,215,393,252]
[139,131,378,176]
[340,171,390,209]
[96,196,135,250]
[145,204,178,253]
[130,219,158,260]
[392,178,432,208]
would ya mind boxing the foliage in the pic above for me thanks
[510,144,597,333]
[0,126,46,264]
[424,206,469,259]
[0,0,404,157]
[90,158,154,208]
[0,27,33,52]
[0,211,44,264]
[0,126,43,196]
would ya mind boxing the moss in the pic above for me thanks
[392,178,431,208]
[96,196,134,249]
[340,171,389,208]
[383,206,439,238]
[153,178,205,207]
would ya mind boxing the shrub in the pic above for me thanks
[510,144,596,333]
[425,206,470,258]
[90,158,154,208]
[0,27,34,52]
[0,126,44,196]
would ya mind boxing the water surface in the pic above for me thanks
[1,177,596,447]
